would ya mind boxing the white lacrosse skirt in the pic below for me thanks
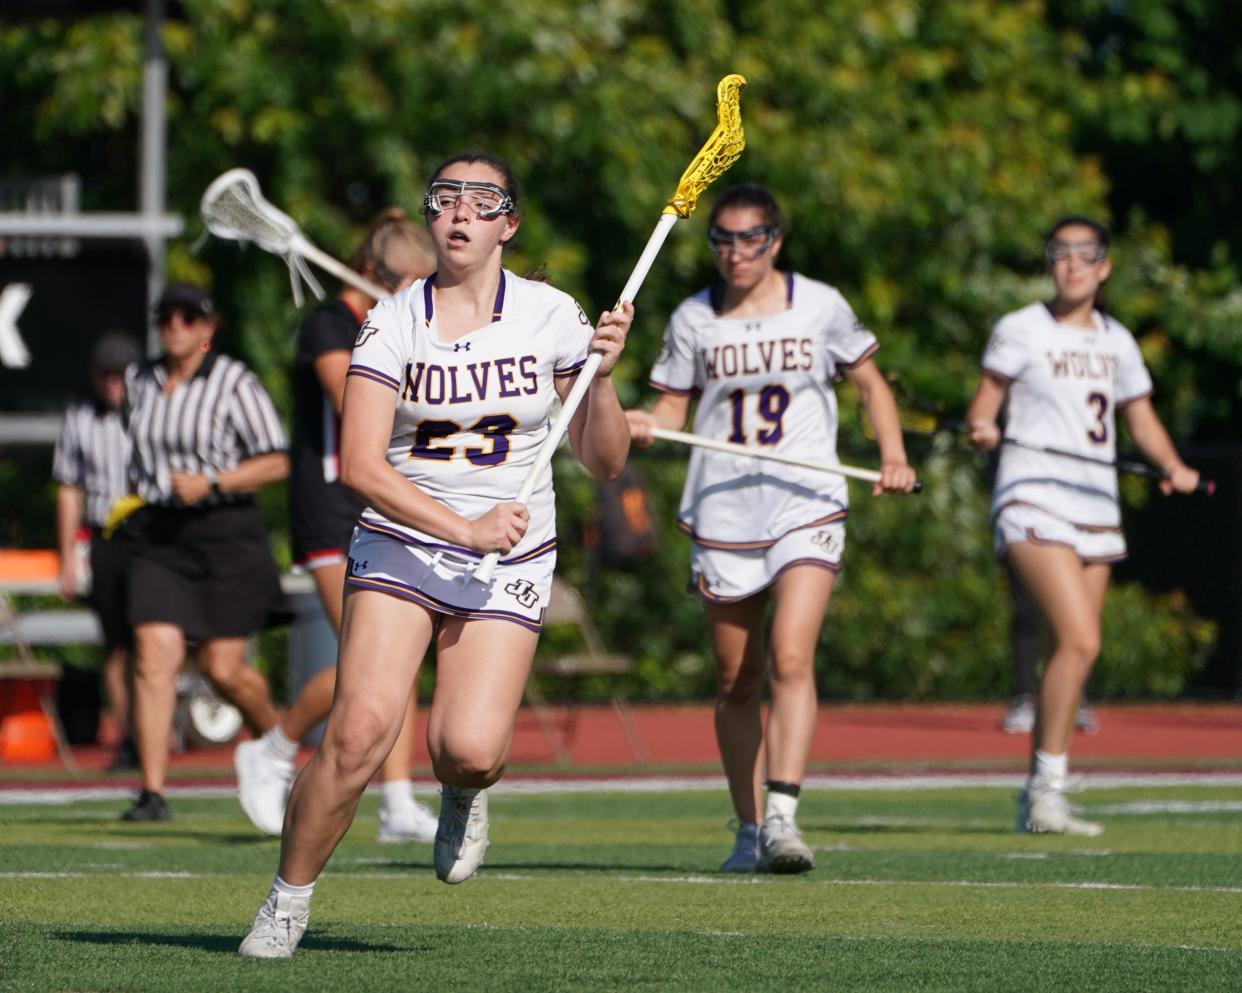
[691,520,846,603]
[994,501,1126,564]
[345,526,554,632]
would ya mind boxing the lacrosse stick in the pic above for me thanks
[651,427,924,493]
[200,168,389,306]
[474,73,748,584]
[1002,437,1215,495]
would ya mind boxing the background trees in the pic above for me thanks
[2,0,1237,697]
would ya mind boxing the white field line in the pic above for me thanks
[3,868,1240,899]
[4,771,1242,806]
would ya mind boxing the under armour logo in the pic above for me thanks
[504,578,539,608]
[350,558,368,574]
[453,341,471,352]
[745,321,762,333]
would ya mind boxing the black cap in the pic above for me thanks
[91,332,142,372]
[155,282,214,321]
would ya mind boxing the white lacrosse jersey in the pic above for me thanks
[346,270,593,563]
[983,302,1152,528]
[649,272,879,548]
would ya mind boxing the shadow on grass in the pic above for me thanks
[806,821,1009,836]
[55,929,406,954]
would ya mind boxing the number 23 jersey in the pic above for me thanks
[983,302,1152,528]
[347,270,593,562]
[650,273,878,549]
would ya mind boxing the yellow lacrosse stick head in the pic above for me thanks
[663,74,747,220]
[102,494,145,538]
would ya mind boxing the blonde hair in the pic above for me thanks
[348,207,435,289]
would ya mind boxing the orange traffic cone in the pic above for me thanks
[0,681,58,763]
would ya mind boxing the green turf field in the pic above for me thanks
[1,784,1239,992]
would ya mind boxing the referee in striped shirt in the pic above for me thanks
[52,331,142,768]
[120,283,289,822]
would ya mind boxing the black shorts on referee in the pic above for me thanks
[125,503,284,640]
[290,480,362,571]
[88,527,133,652]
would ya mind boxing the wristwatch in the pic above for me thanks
[205,468,220,498]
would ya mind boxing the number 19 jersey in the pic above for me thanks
[983,302,1152,528]
[649,272,878,549]
[347,270,594,563]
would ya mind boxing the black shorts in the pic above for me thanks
[88,527,133,652]
[289,480,362,569]
[126,503,285,640]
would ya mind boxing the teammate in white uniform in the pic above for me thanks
[240,152,632,958]
[967,216,1200,836]
[628,185,916,874]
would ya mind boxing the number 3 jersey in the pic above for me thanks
[649,272,878,549]
[982,302,1152,529]
[347,270,593,563]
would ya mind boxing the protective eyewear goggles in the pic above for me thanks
[707,224,778,261]
[422,180,514,220]
[1044,239,1107,265]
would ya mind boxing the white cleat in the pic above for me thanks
[238,887,310,959]
[719,821,760,873]
[758,814,815,874]
[377,799,439,844]
[1017,775,1104,837]
[234,739,294,837]
[434,786,489,884]
[1000,697,1036,734]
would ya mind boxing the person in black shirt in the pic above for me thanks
[235,209,438,841]
[120,283,289,822]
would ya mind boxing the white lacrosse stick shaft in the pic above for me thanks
[651,426,885,485]
[472,213,680,584]
[293,236,388,300]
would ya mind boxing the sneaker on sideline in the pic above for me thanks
[758,814,814,874]
[120,789,171,822]
[234,738,294,837]
[1000,696,1036,734]
[1075,701,1100,735]
[720,820,760,873]
[1017,775,1104,837]
[377,798,438,844]
[434,786,489,884]
[238,887,309,959]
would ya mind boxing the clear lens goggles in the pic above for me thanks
[423,180,514,220]
[1045,239,1107,264]
[707,224,778,261]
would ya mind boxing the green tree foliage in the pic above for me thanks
[1,0,1233,698]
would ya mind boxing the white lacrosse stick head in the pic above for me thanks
[200,168,324,305]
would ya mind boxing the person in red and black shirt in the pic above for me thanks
[235,209,438,842]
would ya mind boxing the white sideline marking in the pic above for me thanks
[3,771,1242,806]
[1090,800,1242,815]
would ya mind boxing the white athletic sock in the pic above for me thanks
[765,790,798,822]
[1033,750,1068,789]
[273,874,315,899]
[379,778,414,811]
[263,726,299,762]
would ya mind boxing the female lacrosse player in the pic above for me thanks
[234,208,439,842]
[627,184,916,874]
[240,152,632,958]
[966,216,1199,836]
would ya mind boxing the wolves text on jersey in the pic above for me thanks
[400,356,539,405]
[704,338,813,381]
[1044,350,1121,381]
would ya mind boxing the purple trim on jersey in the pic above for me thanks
[979,365,1016,384]
[694,556,841,604]
[423,270,507,326]
[346,572,544,632]
[992,499,1122,534]
[553,357,588,379]
[347,365,401,391]
[355,517,558,564]
[677,509,849,550]
[1115,389,1153,409]
[648,379,698,397]
[836,340,880,371]
[784,271,794,306]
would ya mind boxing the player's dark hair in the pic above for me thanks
[1045,214,1110,250]
[427,150,521,212]
[709,184,785,235]
[348,207,434,290]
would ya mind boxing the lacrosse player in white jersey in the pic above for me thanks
[239,151,632,958]
[967,216,1200,836]
[628,185,917,874]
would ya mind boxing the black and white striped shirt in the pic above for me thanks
[125,352,286,506]
[51,401,131,528]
